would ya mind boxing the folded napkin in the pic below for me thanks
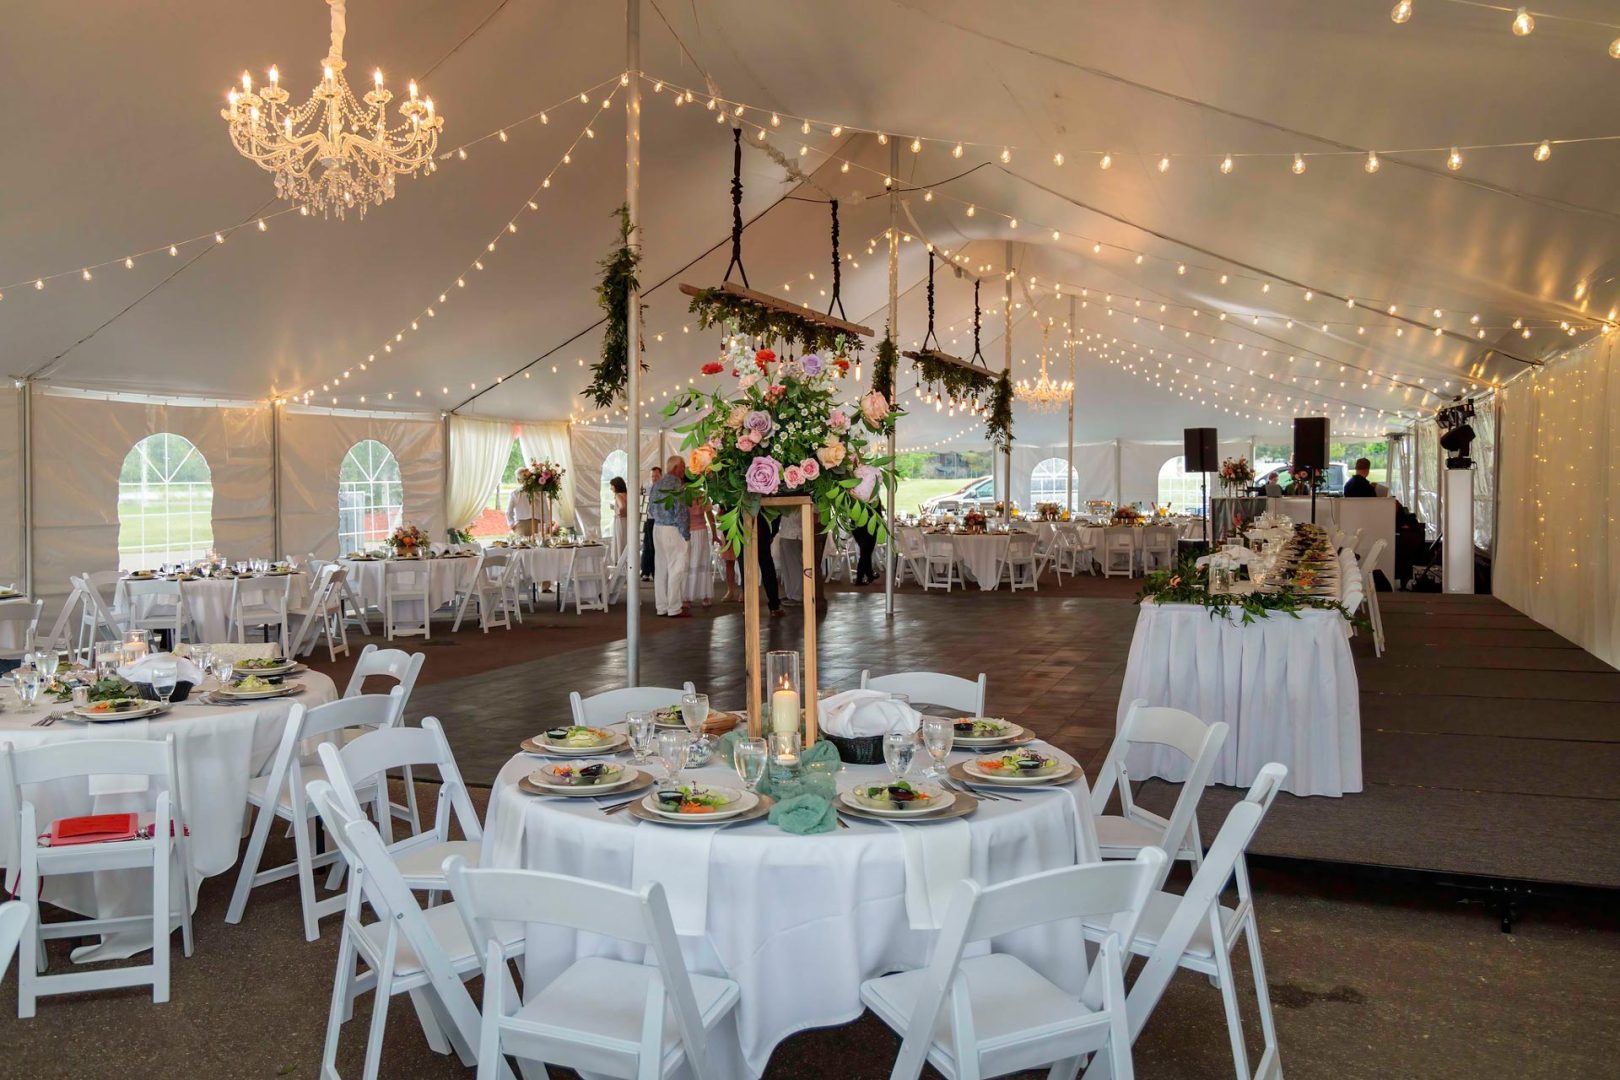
[768,793,837,835]
[890,818,972,930]
[116,652,204,685]
[818,689,922,739]
[632,819,715,935]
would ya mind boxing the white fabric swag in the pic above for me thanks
[517,420,575,526]
[445,416,514,533]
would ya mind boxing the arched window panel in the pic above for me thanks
[1029,457,1080,511]
[1156,455,1207,515]
[338,440,404,553]
[599,449,629,541]
[118,433,214,571]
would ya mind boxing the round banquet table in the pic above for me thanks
[120,572,310,644]
[0,670,338,955]
[1118,599,1361,797]
[482,742,1100,1080]
[339,555,476,620]
[947,533,1011,590]
[508,544,607,610]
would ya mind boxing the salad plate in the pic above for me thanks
[960,749,1076,786]
[217,676,299,700]
[626,791,771,827]
[521,727,629,756]
[232,656,298,677]
[948,717,1026,746]
[644,785,757,820]
[650,706,685,728]
[837,786,977,824]
[520,764,651,798]
[73,697,165,722]
[840,780,953,817]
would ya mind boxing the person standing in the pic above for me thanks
[853,494,883,585]
[755,509,783,617]
[686,494,716,607]
[507,486,541,536]
[1343,457,1376,498]
[640,466,661,582]
[649,457,690,617]
[779,506,805,604]
[607,476,629,556]
[719,537,740,602]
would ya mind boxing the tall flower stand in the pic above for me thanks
[743,496,819,744]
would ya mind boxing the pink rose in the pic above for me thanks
[745,456,782,495]
[783,464,805,488]
[726,405,748,429]
[800,458,820,480]
[860,390,890,426]
[827,409,850,432]
[816,438,847,469]
[737,432,758,452]
[853,463,881,502]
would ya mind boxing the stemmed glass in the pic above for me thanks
[150,661,178,707]
[733,737,768,793]
[213,657,236,696]
[191,649,213,690]
[656,729,694,791]
[679,692,709,737]
[883,730,917,782]
[32,649,60,681]
[920,716,955,780]
[626,711,657,765]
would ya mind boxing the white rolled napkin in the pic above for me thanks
[115,652,204,685]
[818,689,922,738]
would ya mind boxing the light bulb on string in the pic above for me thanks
[1099,152,1112,169]
[1446,147,1463,171]
[1219,155,1234,174]
[1391,0,1412,23]
[1156,155,1170,173]
[1511,6,1533,35]
[1000,147,1011,163]
[1291,154,1306,174]
[1534,140,1551,161]
[1365,150,1381,173]
[1610,37,1620,58]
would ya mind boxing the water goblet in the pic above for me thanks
[33,649,60,680]
[15,669,40,708]
[656,729,694,790]
[679,692,710,738]
[626,711,656,764]
[920,715,955,780]
[733,737,768,793]
[191,649,213,689]
[883,730,918,782]
[150,661,178,707]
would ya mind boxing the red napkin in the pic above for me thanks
[45,813,138,847]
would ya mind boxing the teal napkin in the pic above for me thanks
[769,793,837,835]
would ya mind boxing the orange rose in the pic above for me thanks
[689,445,716,476]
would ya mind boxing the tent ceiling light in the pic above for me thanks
[221,0,443,220]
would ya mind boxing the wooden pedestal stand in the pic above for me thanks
[743,495,819,745]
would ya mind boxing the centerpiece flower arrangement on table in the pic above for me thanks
[962,510,988,534]
[1219,456,1256,495]
[516,459,565,503]
[1034,502,1063,521]
[386,522,429,556]
[664,328,899,553]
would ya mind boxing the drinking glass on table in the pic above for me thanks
[626,711,657,764]
[733,737,768,793]
[94,642,121,681]
[883,730,917,781]
[656,729,694,790]
[149,661,178,707]
[679,692,709,737]
[14,668,40,708]
[32,649,60,680]
[213,657,236,692]
[191,649,213,689]
[920,715,955,780]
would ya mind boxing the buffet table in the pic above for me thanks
[482,745,1100,1080]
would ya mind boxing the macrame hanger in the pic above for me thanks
[970,279,987,368]
[921,251,940,352]
[722,126,749,287]
[826,199,846,320]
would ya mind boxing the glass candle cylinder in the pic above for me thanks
[766,650,801,736]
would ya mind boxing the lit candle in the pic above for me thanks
[770,676,800,736]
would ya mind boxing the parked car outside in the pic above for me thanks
[922,475,997,514]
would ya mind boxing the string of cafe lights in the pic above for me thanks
[0,74,624,307]
[285,85,624,406]
[1389,0,1620,59]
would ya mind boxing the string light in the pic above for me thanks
[1220,155,1234,174]
[1446,146,1464,171]
[1511,6,1534,36]
[1534,139,1551,161]
[1364,150,1381,173]
[1157,155,1170,173]
[1392,0,1413,23]
[1291,153,1307,175]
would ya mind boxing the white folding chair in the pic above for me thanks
[922,534,961,592]
[383,561,433,641]
[0,600,43,664]
[1102,527,1137,578]
[896,527,929,585]
[288,564,351,661]
[344,645,428,833]
[860,670,987,717]
[562,546,611,614]
[1,736,193,1017]
[1082,765,1289,1080]
[1091,700,1229,879]
[1140,527,1177,573]
[225,692,400,939]
[1360,538,1388,657]
[229,576,291,656]
[1003,534,1042,591]
[307,783,521,1080]
[123,578,188,647]
[861,850,1165,1080]
[0,901,28,984]
[444,857,741,1080]
[75,570,128,659]
[569,682,696,727]
[452,552,521,632]
[317,718,482,895]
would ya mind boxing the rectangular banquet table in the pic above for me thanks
[482,744,1100,1080]
[1118,599,1362,797]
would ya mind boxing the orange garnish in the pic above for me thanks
[977,759,1005,769]
[678,803,715,814]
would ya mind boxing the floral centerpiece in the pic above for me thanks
[962,510,988,534]
[1219,456,1256,495]
[386,522,429,556]
[1034,502,1062,521]
[665,328,898,553]
[1113,505,1144,524]
[517,460,565,502]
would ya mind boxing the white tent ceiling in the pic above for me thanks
[4,0,1618,446]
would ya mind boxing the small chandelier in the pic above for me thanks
[221,0,443,219]
[1014,321,1074,413]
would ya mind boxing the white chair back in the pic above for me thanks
[124,578,186,640]
[320,718,482,848]
[859,670,987,716]
[0,600,43,661]
[570,682,696,726]
[343,644,424,712]
[382,561,433,640]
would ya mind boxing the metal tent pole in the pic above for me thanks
[883,141,899,618]
[1067,297,1076,511]
[20,380,33,597]
[1001,242,1013,526]
[624,0,643,684]
[271,400,283,559]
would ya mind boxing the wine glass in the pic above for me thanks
[150,661,178,707]
[94,641,121,681]
[920,715,955,780]
[191,648,213,690]
[679,692,709,737]
[213,657,236,694]
[33,649,60,681]
[883,730,917,782]
[733,737,768,793]
[656,729,694,790]
[626,711,656,764]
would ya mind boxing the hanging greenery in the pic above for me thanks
[582,204,645,408]
[688,287,864,356]
[913,352,994,399]
[1140,556,1364,627]
[871,335,898,399]
[987,370,1014,451]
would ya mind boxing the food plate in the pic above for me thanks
[837,788,978,824]
[520,728,629,756]
[232,657,298,677]
[960,751,1078,786]
[74,697,165,721]
[840,781,953,817]
[519,765,652,799]
[643,785,757,820]
[626,792,771,827]
[948,717,1027,746]
[651,706,685,728]
[216,679,300,701]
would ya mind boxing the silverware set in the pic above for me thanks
[941,775,1018,802]
[30,712,68,727]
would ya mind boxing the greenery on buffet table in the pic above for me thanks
[1139,556,1362,627]
[583,204,647,408]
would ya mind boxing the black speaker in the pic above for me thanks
[1293,417,1330,471]
[1183,427,1218,472]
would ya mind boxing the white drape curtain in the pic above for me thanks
[446,416,514,533]
[517,421,575,526]
[1471,396,1497,554]
[1415,418,1440,538]
[0,387,20,587]
[1387,432,1409,507]
[1494,336,1620,668]
[569,426,670,536]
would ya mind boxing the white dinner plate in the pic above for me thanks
[217,682,299,701]
[964,757,1075,785]
[231,660,298,677]
[522,732,629,756]
[950,719,1026,746]
[643,786,757,820]
[73,699,165,722]
[526,763,637,794]
[840,783,954,817]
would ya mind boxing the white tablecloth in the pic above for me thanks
[950,534,1011,589]
[1118,600,1361,797]
[0,671,339,925]
[121,574,310,643]
[340,556,475,618]
[482,745,1100,1080]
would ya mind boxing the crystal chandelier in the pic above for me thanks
[221,0,443,220]
[1014,322,1074,412]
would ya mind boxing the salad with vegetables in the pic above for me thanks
[235,657,290,671]
[975,748,1060,775]
[852,780,937,811]
[653,785,734,815]
[229,675,276,693]
[651,706,684,727]
[541,762,624,787]
[543,725,614,748]
[83,697,147,715]
[953,718,1012,739]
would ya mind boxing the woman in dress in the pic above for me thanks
[686,495,717,607]
[608,476,629,557]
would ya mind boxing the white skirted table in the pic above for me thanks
[0,670,339,955]
[1118,600,1362,796]
[948,533,1011,590]
[339,556,476,620]
[482,744,1100,1080]
[120,573,310,644]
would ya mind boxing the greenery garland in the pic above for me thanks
[987,370,1014,451]
[871,335,898,399]
[582,204,646,408]
[688,287,864,356]
[913,352,993,399]
[1139,556,1364,628]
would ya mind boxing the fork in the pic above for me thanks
[599,797,639,815]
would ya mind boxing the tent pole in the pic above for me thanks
[624,0,642,685]
[883,140,899,619]
[1067,296,1076,513]
[1002,242,1013,526]
[271,400,283,560]
[20,380,33,597]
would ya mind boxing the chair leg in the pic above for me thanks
[409,988,453,1055]
[1243,912,1283,1080]
[290,814,322,942]
[322,927,357,1077]
[16,857,39,1019]
[225,798,278,925]
[361,951,396,1080]
[152,830,172,1004]
[1213,943,1253,1080]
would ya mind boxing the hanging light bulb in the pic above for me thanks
[1511,6,1534,35]
[910,137,922,153]
[1391,0,1413,23]
[1157,155,1170,173]
[1446,146,1463,171]
[1053,151,1064,166]
[1291,153,1307,174]
[952,143,964,158]
[1364,150,1381,173]
[1534,139,1551,161]
[1000,147,1011,164]
[1610,36,1620,58]
[1219,155,1234,174]
[1099,152,1113,169]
